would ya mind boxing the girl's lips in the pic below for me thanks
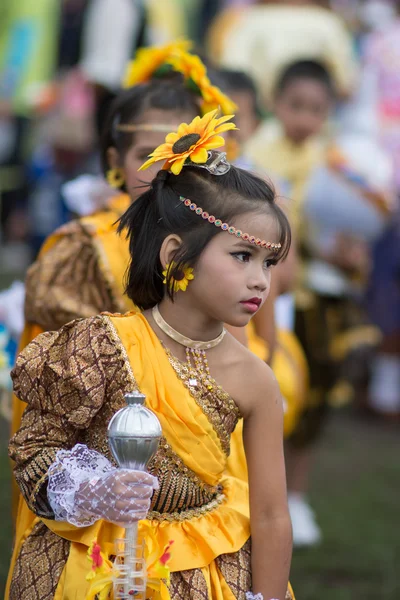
[240,298,261,313]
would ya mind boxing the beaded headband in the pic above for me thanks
[178,195,282,253]
[116,123,181,133]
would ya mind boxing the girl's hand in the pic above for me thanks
[47,444,158,527]
[75,468,157,525]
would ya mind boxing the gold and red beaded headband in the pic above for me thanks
[178,195,282,253]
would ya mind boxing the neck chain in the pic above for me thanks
[152,305,226,386]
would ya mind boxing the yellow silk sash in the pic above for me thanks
[107,313,250,572]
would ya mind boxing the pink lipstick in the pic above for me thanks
[240,297,262,313]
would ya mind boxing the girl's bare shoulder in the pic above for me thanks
[221,333,280,417]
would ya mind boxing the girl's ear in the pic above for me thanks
[106,146,121,169]
[160,234,183,268]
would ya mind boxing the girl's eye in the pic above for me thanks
[231,251,251,263]
[264,258,277,269]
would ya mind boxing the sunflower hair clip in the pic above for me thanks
[139,109,237,176]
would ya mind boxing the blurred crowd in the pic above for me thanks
[0,0,399,548]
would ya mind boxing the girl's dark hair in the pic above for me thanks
[100,75,201,175]
[275,60,334,98]
[118,165,291,310]
[214,68,264,119]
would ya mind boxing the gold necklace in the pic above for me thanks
[152,305,226,387]
[152,305,226,349]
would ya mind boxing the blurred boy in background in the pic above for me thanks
[246,58,391,545]
[245,60,332,232]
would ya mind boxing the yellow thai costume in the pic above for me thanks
[8,312,294,599]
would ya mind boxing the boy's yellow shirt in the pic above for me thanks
[245,119,327,234]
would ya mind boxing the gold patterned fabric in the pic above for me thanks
[169,540,294,600]
[24,220,114,330]
[216,538,252,597]
[10,317,133,516]
[8,521,69,600]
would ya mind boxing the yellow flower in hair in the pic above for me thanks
[168,53,237,116]
[123,39,192,88]
[139,109,237,175]
[163,263,195,293]
[201,82,238,117]
[167,52,209,91]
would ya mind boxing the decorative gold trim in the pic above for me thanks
[28,471,51,507]
[152,437,221,494]
[163,346,241,456]
[147,492,225,522]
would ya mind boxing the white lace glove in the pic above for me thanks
[246,595,278,600]
[47,444,158,527]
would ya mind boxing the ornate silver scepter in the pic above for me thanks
[108,391,162,599]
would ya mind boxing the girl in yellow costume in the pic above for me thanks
[10,111,294,600]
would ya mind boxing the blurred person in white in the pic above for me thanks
[216,0,357,110]
[80,0,147,93]
[78,0,147,135]
[357,0,400,416]
[79,0,189,101]
[71,0,189,207]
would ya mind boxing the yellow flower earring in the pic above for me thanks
[162,262,194,292]
[106,167,125,189]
